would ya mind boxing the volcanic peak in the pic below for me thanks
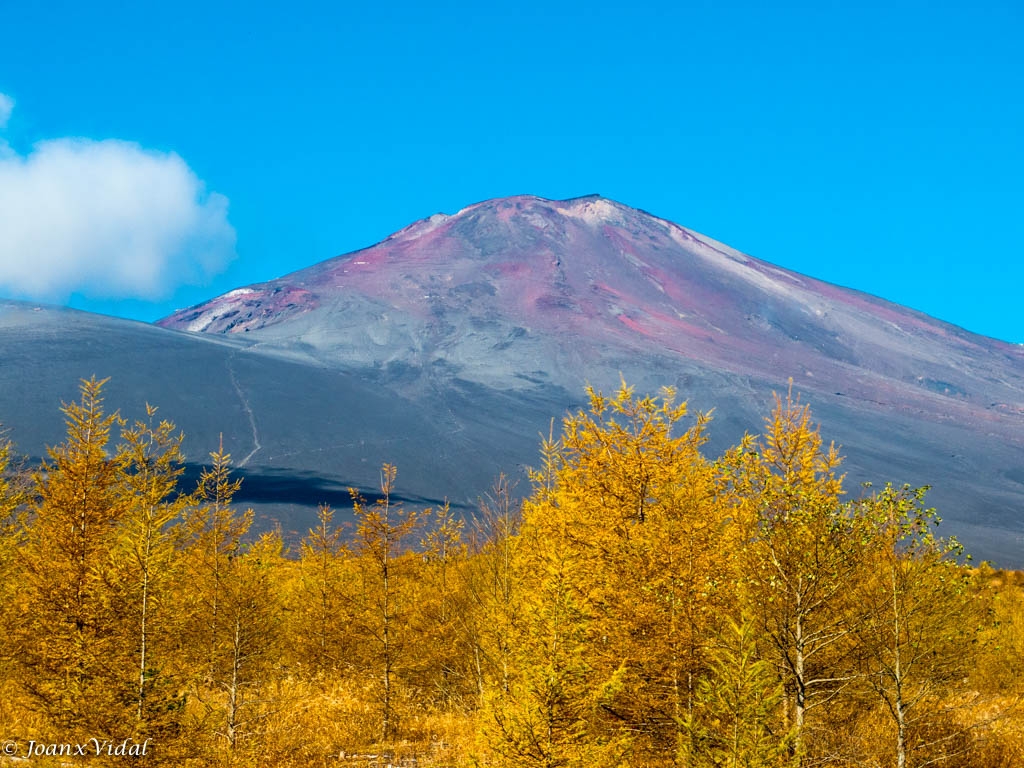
[157,194,1024,433]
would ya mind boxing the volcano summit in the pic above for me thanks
[161,194,1024,436]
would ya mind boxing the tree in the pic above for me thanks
[680,613,794,767]
[179,441,252,688]
[14,377,130,734]
[218,529,286,755]
[0,429,28,729]
[464,474,523,703]
[176,442,269,760]
[851,484,986,768]
[349,464,424,745]
[481,521,629,768]
[0,429,27,637]
[553,383,726,756]
[725,387,859,762]
[294,503,351,677]
[416,499,472,709]
[481,382,728,766]
[112,406,191,733]
[0,426,27,553]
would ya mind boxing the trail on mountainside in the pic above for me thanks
[227,353,261,468]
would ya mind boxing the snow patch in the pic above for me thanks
[556,199,623,226]
[185,314,216,333]
[672,226,750,264]
[669,225,814,306]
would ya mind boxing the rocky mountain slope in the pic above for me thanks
[160,195,1024,427]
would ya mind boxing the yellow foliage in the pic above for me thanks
[0,377,1020,767]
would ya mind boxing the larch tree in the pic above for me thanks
[481,515,628,768]
[0,429,27,613]
[176,442,258,760]
[0,430,28,723]
[0,427,27,565]
[350,464,424,745]
[294,503,351,677]
[178,441,253,688]
[14,377,131,734]
[217,529,287,757]
[542,383,726,756]
[416,500,472,710]
[464,474,523,703]
[112,407,192,737]
[482,382,728,767]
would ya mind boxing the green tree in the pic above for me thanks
[680,613,794,768]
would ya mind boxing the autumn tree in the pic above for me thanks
[0,429,28,730]
[179,442,252,685]
[481,515,628,768]
[851,484,987,768]
[463,474,523,702]
[481,440,629,768]
[3,376,1018,766]
[349,464,425,745]
[550,383,727,753]
[176,443,272,760]
[415,500,473,709]
[111,406,192,739]
[481,382,731,766]
[14,377,131,735]
[218,529,287,756]
[293,503,351,677]
[0,426,27,567]
[725,387,859,761]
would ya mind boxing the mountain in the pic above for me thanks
[160,195,1021,407]
[157,194,1024,561]
[3,195,1022,564]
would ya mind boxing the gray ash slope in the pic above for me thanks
[0,299,551,533]
[4,195,1023,564]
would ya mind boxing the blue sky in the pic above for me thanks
[0,1,1021,342]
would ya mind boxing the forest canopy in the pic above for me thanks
[0,376,1021,767]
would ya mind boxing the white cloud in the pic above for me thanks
[0,93,13,128]
[0,136,236,301]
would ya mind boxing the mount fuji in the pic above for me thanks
[3,195,1022,564]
